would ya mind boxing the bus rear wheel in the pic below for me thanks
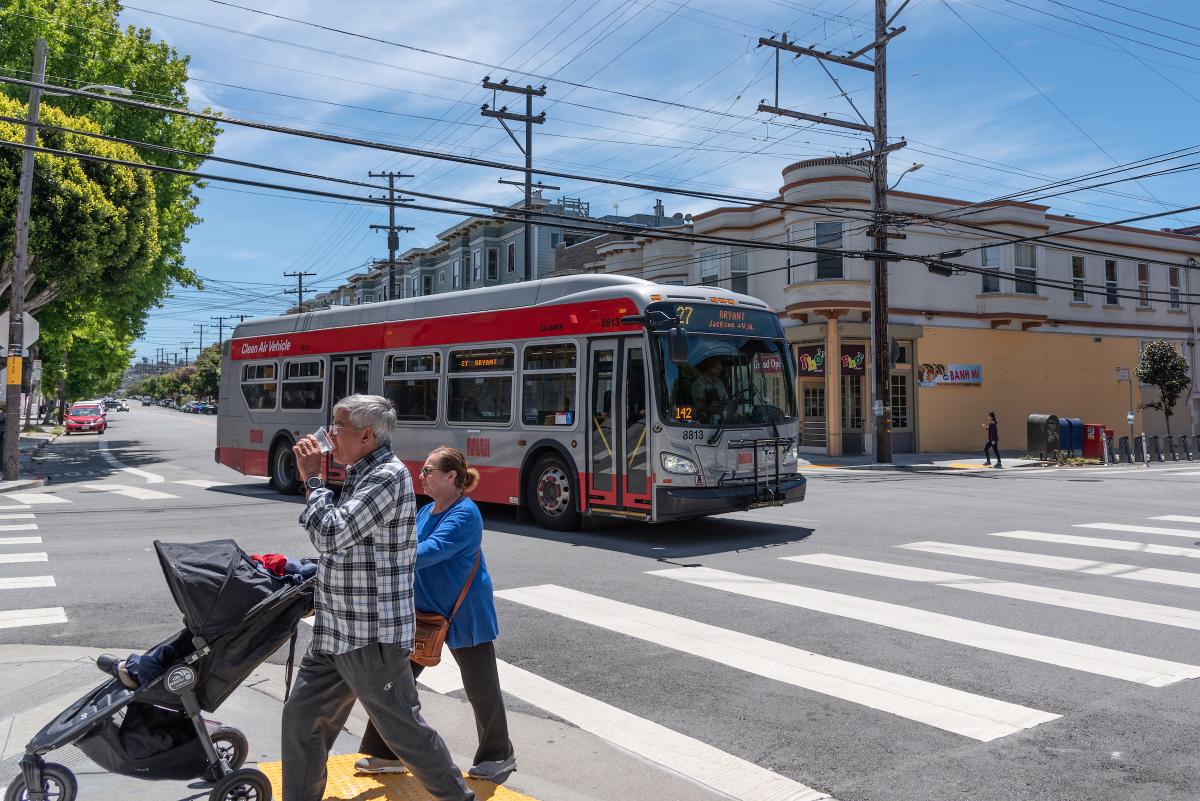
[269,439,301,495]
[526,454,578,531]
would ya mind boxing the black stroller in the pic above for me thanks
[6,540,314,801]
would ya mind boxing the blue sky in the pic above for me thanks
[113,0,1200,362]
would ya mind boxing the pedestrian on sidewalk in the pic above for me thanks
[983,411,1003,468]
[357,446,515,782]
[284,395,474,801]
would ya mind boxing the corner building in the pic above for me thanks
[599,160,1200,456]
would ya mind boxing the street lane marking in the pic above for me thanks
[0,524,36,532]
[78,483,180,500]
[783,553,1200,631]
[1152,515,1200,525]
[1075,523,1200,539]
[420,658,832,800]
[0,514,34,520]
[652,567,1200,687]
[1164,471,1200,476]
[495,584,1059,741]
[0,576,54,590]
[98,439,165,483]
[992,530,1200,561]
[5,493,68,505]
[0,552,47,564]
[172,479,231,489]
[0,607,67,629]
[900,542,1200,590]
[0,537,42,546]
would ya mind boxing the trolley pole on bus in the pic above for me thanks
[482,79,546,283]
[368,171,414,300]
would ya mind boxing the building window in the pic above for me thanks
[785,225,796,284]
[452,258,461,289]
[383,352,440,423]
[1105,260,1119,305]
[487,248,499,281]
[730,250,749,294]
[240,362,277,410]
[1137,262,1151,307]
[521,343,577,427]
[890,373,909,429]
[507,241,517,273]
[699,249,719,286]
[1071,256,1086,302]
[841,374,863,430]
[423,274,433,295]
[471,249,481,282]
[1014,243,1037,295]
[550,233,561,248]
[815,221,843,280]
[281,360,324,410]
[448,346,514,424]
[1169,266,1182,309]
[981,244,1001,293]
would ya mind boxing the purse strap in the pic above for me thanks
[447,550,481,623]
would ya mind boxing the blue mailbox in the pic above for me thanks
[1058,417,1083,456]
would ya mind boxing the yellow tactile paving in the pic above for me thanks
[259,753,539,800]
[944,462,990,470]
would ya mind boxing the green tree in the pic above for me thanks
[1136,340,1191,437]
[188,342,221,400]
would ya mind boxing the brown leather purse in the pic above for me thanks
[411,551,481,667]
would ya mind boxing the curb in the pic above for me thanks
[0,434,58,492]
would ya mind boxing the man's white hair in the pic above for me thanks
[334,394,396,443]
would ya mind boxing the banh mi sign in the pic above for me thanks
[918,363,982,387]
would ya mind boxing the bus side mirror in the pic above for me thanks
[669,326,690,364]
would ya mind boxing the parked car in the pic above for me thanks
[65,403,106,435]
[103,399,122,412]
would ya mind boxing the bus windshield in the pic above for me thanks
[652,333,797,427]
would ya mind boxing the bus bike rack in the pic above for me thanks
[723,436,794,506]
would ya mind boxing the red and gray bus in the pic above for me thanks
[216,274,804,528]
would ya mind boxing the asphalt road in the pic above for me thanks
[4,404,1200,801]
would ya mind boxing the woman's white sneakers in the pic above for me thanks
[353,756,409,774]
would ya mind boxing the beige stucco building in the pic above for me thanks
[596,160,1200,456]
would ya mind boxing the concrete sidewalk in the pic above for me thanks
[799,451,1045,472]
[0,430,59,493]
[0,644,731,801]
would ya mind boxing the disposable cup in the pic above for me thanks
[313,426,334,453]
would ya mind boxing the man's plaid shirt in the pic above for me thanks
[299,443,415,655]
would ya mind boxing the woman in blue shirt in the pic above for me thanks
[356,447,515,781]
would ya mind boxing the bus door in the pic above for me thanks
[326,353,372,480]
[587,338,651,514]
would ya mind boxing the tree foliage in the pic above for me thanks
[1136,339,1191,436]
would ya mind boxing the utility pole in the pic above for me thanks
[758,3,906,463]
[368,171,414,300]
[481,78,546,282]
[181,342,192,364]
[211,315,232,345]
[4,39,44,481]
[284,272,317,313]
[193,323,206,354]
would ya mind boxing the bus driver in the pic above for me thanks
[691,358,729,416]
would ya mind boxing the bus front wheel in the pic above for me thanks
[270,439,301,495]
[526,454,579,530]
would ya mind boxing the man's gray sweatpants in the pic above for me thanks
[281,642,474,801]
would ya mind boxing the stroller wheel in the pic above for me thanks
[209,768,271,801]
[210,726,249,771]
[5,763,78,801]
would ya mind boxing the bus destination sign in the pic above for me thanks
[647,302,781,337]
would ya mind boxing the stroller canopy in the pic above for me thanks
[154,540,283,640]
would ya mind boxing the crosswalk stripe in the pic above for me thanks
[1075,523,1200,539]
[495,584,1058,741]
[79,483,180,500]
[0,537,42,546]
[1165,471,1200,476]
[0,607,67,629]
[991,530,1200,560]
[0,514,35,520]
[783,553,1200,631]
[0,552,47,564]
[899,542,1200,590]
[1152,515,1200,525]
[5,493,68,505]
[0,523,37,532]
[171,479,231,489]
[0,576,54,590]
[652,567,1200,687]
[422,657,833,801]
[0,504,30,511]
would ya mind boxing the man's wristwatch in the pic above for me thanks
[305,476,324,492]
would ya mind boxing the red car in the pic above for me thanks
[65,403,107,435]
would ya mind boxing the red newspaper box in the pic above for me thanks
[1083,423,1107,460]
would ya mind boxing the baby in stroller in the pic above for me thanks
[6,540,314,801]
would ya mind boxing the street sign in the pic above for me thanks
[0,312,39,355]
[1127,411,1135,424]
[5,357,20,386]
[1116,367,1130,381]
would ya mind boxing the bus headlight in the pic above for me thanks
[660,452,699,475]
[784,442,799,463]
